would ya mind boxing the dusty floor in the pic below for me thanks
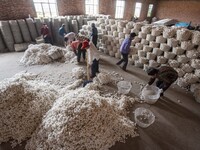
[0,52,200,150]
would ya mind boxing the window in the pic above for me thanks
[147,4,153,17]
[115,0,125,19]
[134,2,142,18]
[33,0,58,17]
[85,0,99,15]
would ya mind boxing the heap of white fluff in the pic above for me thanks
[0,72,59,146]
[20,44,75,65]
[72,67,86,79]
[26,87,138,150]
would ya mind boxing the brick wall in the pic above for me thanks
[156,0,200,25]
[0,0,36,20]
[57,0,85,16]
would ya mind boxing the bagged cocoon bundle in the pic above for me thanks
[174,68,185,77]
[128,58,134,65]
[132,36,141,43]
[134,60,144,68]
[126,22,134,29]
[119,32,125,38]
[109,51,115,57]
[113,37,119,44]
[195,69,200,78]
[167,38,179,47]
[138,50,146,57]
[105,25,111,31]
[116,44,120,49]
[172,47,185,55]
[143,46,153,52]
[134,23,143,30]
[190,83,200,93]
[143,64,149,71]
[157,56,167,64]
[82,25,87,30]
[139,57,149,64]
[177,55,190,63]
[129,46,138,55]
[149,41,160,48]
[123,28,131,34]
[191,59,200,69]
[177,29,192,41]
[117,27,123,32]
[181,64,194,73]
[97,72,112,84]
[135,43,143,50]
[177,78,190,88]
[97,18,105,23]
[105,19,109,24]
[103,49,109,54]
[102,29,108,35]
[108,31,113,36]
[163,27,177,38]
[160,43,171,52]
[105,40,111,45]
[186,50,200,59]
[168,60,180,68]
[87,25,92,31]
[181,41,194,50]
[118,21,127,28]
[138,32,147,39]
[146,34,156,41]
[115,52,121,59]
[184,73,199,84]
[149,60,160,67]
[147,52,156,60]
[141,39,149,45]
[109,19,115,25]
[107,35,114,42]
[141,26,152,34]
[132,54,139,60]
[111,25,117,31]
[151,27,163,36]
[111,42,115,47]
[156,36,167,43]
[192,31,200,45]
[100,24,106,29]
[131,28,140,35]
[153,48,163,56]
[113,31,118,37]
[119,38,125,45]
[107,45,112,51]
[102,35,108,41]
[164,52,176,59]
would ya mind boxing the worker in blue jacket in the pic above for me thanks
[58,24,66,37]
[116,32,136,71]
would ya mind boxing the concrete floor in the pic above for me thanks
[0,52,200,150]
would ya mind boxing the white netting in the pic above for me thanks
[163,27,177,38]
[192,31,200,45]
[168,60,180,68]
[149,41,159,48]
[146,34,156,41]
[181,64,194,73]
[138,50,146,57]
[177,29,192,41]
[186,50,200,59]
[143,46,152,52]
[146,52,156,60]
[164,52,176,59]
[180,41,194,50]
[138,32,147,39]
[157,56,167,64]
[152,48,163,56]
[167,38,179,47]
[177,55,190,63]
[172,47,185,55]
[191,59,200,69]
[156,36,167,43]
[151,27,163,36]
[160,43,171,52]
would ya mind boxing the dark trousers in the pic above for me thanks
[156,80,171,92]
[116,52,128,70]
[44,36,53,45]
[91,59,99,78]
[92,35,98,47]
[77,49,86,62]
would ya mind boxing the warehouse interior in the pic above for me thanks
[0,0,200,150]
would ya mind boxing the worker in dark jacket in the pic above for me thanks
[147,66,178,96]
[116,32,136,71]
[91,23,98,47]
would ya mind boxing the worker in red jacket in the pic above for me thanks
[41,23,52,44]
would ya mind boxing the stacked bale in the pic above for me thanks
[0,21,15,51]
[9,20,23,44]
[17,19,32,43]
